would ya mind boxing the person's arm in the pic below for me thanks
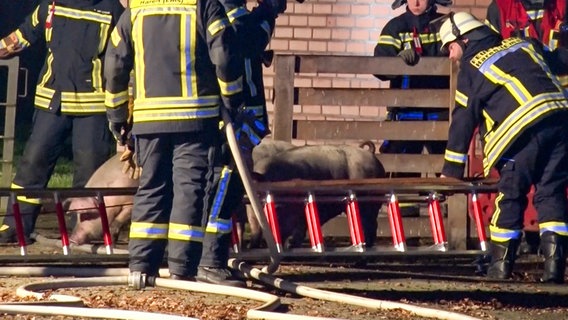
[0,2,48,58]
[104,9,134,144]
[373,20,401,80]
[484,0,502,34]
[202,0,244,113]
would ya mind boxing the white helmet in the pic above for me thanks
[439,12,485,51]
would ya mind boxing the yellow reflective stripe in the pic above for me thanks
[444,149,467,164]
[32,6,40,26]
[455,90,467,107]
[168,222,204,242]
[39,52,54,86]
[134,106,219,122]
[208,18,229,36]
[485,64,532,105]
[11,183,41,205]
[54,6,112,25]
[14,30,30,48]
[130,0,196,8]
[179,11,197,97]
[135,96,220,108]
[129,222,168,239]
[482,93,568,174]
[490,193,504,226]
[489,224,522,242]
[92,57,103,92]
[205,218,232,234]
[132,14,145,99]
[218,76,243,96]
[46,27,53,42]
[377,34,400,48]
[106,90,129,108]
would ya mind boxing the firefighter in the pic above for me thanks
[485,0,567,86]
[0,0,124,243]
[438,12,568,283]
[197,0,282,287]
[373,0,452,217]
[104,0,243,281]
[485,0,568,254]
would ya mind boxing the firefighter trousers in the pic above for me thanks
[492,113,568,235]
[2,110,112,237]
[128,131,217,277]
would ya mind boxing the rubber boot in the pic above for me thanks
[486,239,519,280]
[540,231,567,284]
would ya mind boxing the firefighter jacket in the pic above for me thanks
[104,0,243,135]
[485,0,568,85]
[373,7,449,116]
[441,36,568,178]
[0,0,124,115]
[220,0,275,124]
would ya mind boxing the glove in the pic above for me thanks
[234,109,270,150]
[120,139,141,180]
[109,121,131,146]
[398,49,420,66]
[258,0,287,16]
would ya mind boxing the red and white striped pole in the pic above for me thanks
[346,192,365,252]
[428,193,447,251]
[95,192,113,254]
[53,192,70,255]
[387,193,406,252]
[263,192,283,253]
[304,193,324,252]
[471,192,488,251]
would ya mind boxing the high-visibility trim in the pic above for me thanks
[482,93,568,174]
[260,20,271,37]
[130,0,196,8]
[98,23,110,54]
[244,58,257,97]
[35,85,106,113]
[105,90,129,108]
[208,18,229,36]
[218,76,243,96]
[39,53,54,86]
[92,57,103,92]
[490,192,504,226]
[243,105,265,117]
[208,166,232,222]
[489,225,522,242]
[132,12,145,99]
[134,106,219,122]
[485,64,532,105]
[444,149,467,164]
[110,29,121,47]
[205,218,232,234]
[377,34,401,48]
[168,223,204,242]
[226,6,248,24]
[11,183,41,205]
[45,26,53,42]
[54,6,113,25]
[13,30,30,49]
[135,96,220,108]
[129,222,168,239]
[455,90,467,107]
[539,222,568,236]
[180,10,198,98]
[32,6,40,26]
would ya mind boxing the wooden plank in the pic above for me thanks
[272,55,296,142]
[296,88,450,107]
[295,55,451,76]
[377,154,444,174]
[447,194,468,250]
[294,120,448,141]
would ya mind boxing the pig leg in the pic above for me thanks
[109,204,132,243]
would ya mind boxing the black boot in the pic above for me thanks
[540,231,567,284]
[196,267,246,288]
[486,239,519,280]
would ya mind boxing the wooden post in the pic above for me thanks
[272,55,295,142]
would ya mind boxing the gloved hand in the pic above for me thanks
[398,49,420,66]
[109,121,131,146]
[120,140,141,180]
[258,0,287,16]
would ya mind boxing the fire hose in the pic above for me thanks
[0,260,481,320]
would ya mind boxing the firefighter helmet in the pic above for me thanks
[391,0,452,10]
[439,12,485,50]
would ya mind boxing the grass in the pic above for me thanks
[47,159,73,188]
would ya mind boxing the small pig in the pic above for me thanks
[67,153,138,245]
[247,140,385,249]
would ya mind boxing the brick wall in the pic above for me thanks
[261,0,490,128]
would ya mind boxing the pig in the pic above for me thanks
[66,153,138,245]
[246,140,385,249]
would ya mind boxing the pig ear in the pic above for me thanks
[62,198,72,212]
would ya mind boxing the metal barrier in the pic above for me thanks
[0,57,19,189]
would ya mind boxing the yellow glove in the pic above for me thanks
[120,147,141,180]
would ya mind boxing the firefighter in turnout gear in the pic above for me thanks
[485,0,568,254]
[438,12,568,283]
[485,0,567,86]
[373,0,452,216]
[197,0,279,287]
[104,0,243,281]
[0,0,124,243]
